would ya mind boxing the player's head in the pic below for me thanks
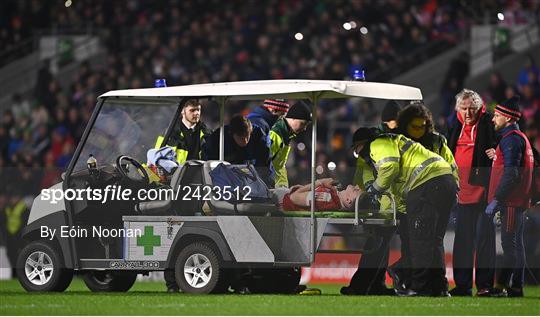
[339,185,361,210]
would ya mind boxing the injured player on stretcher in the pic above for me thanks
[272,178,361,212]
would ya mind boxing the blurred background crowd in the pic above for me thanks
[1,0,540,268]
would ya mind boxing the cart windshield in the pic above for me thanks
[73,99,178,171]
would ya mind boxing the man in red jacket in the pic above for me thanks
[485,96,534,297]
[447,89,497,297]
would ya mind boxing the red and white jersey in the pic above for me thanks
[282,186,342,211]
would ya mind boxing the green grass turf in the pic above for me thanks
[0,278,539,315]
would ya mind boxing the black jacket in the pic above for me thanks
[202,125,275,187]
[246,106,277,136]
[168,121,211,160]
[448,111,497,187]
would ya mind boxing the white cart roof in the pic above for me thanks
[99,79,422,101]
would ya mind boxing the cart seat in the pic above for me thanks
[135,161,204,215]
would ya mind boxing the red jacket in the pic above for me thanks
[488,128,534,208]
[454,107,488,204]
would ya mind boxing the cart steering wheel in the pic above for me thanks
[115,155,149,185]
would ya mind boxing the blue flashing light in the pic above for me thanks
[154,78,167,88]
[353,69,365,81]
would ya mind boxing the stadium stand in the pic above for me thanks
[0,2,539,259]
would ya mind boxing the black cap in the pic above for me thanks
[286,101,312,121]
[351,127,380,146]
[381,100,401,122]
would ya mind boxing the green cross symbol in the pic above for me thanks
[137,226,161,256]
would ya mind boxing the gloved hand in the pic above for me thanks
[365,184,383,210]
[485,199,500,216]
[366,183,383,195]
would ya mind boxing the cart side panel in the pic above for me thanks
[125,221,182,261]
[246,217,328,263]
[282,218,328,261]
[27,182,65,225]
[216,216,275,263]
[166,221,235,266]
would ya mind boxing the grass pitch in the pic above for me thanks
[1,278,539,315]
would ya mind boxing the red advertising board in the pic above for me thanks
[300,252,455,285]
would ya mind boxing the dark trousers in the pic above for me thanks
[348,226,395,292]
[164,269,178,290]
[452,203,496,291]
[389,213,412,288]
[6,234,22,278]
[497,206,526,289]
[406,174,457,293]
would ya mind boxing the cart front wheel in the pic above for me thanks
[16,241,73,292]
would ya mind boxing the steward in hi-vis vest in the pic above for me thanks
[396,102,459,184]
[157,99,210,292]
[385,101,461,294]
[351,128,457,297]
[3,197,28,271]
[154,99,210,164]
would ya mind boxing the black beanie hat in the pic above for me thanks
[381,100,401,122]
[351,127,381,146]
[286,101,312,121]
[495,96,521,120]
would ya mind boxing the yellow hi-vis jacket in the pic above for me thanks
[369,134,453,199]
[154,129,207,164]
[5,200,27,235]
[354,133,458,213]
[269,118,296,187]
[421,132,460,185]
[354,157,406,213]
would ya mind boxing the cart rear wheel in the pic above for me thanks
[16,241,73,292]
[83,271,138,292]
[174,242,226,294]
